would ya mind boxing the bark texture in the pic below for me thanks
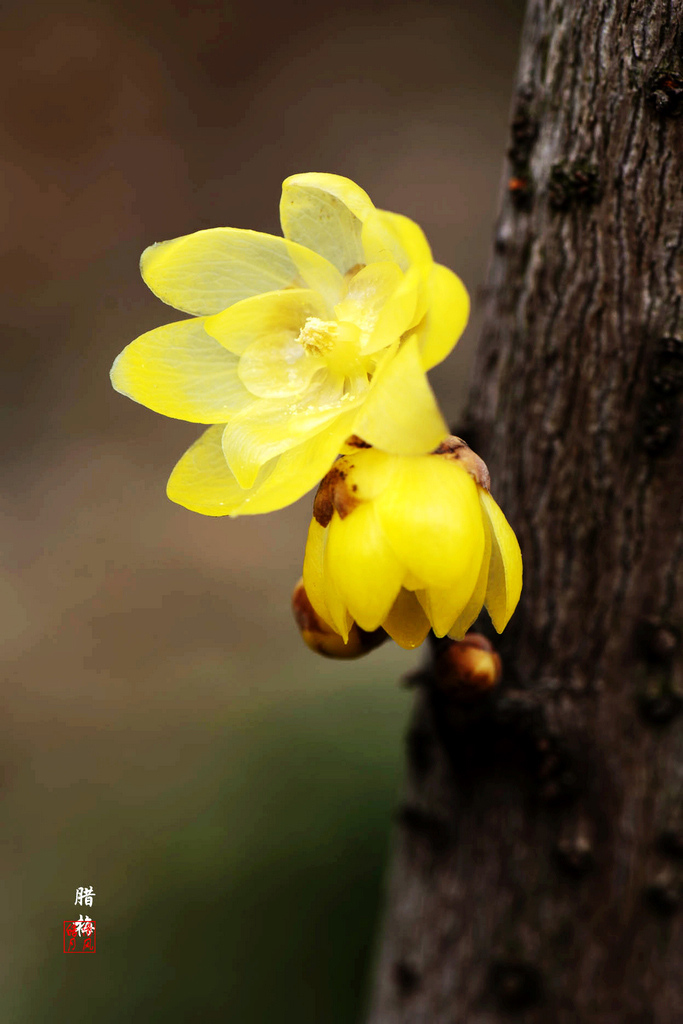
[368,1,683,1021]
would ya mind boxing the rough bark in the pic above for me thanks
[367,1,683,1021]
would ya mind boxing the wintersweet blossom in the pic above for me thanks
[302,438,522,650]
[110,173,469,516]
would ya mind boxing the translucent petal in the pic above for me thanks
[447,504,492,639]
[233,409,358,515]
[302,519,335,630]
[365,264,422,355]
[167,409,359,517]
[110,318,254,424]
[376,456,485,590]
[280,172,375,275]
[479,489,523,633]
[237,333,325,399]
[362,211,434,328]
[382,588,431,650]
[204,288,328,355]
[325,501,404,632]
[166,424,268,516]
[334,262,419,355]
[140,228,344,316]
[417,263,470,370]
[335,261,401,335]
[222,372,364,489]
[361,209,432,272]
[351,335,448,454]
[362,337,399,385]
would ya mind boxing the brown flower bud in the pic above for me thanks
[291,579,387,659]
[434,633,502,698]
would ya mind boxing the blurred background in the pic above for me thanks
[0,0,524,1019]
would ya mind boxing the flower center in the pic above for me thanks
[297,317,361,376]
[298,317,337,355]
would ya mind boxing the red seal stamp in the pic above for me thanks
[63,916,96,952]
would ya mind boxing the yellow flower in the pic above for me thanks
[302,438,522,650]
[110,173,469,516]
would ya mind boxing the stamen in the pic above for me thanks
[298,317,336,354]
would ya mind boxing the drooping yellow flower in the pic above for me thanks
[110,173,469,516]
[302,438,522,650]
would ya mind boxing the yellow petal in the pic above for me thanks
[366,264,423,354]
[110,318,253,423]
[222,373,364,489]
[302,519,335,630]
[416,583,474,639]
[479,489,523,633]
[447,504,492,639]
[167,408,359,518]
[140,228,343,316]
[417,263,470,371]
[280,172,375,275]
[300,510,352,641]
[204,288,328,355]
[237,334,324,399]
[338,448,396,503]
[351,335,448,454]
[361,209,432,272]
[166,424,268,516]
[321,577,353,642]
[233,409,359,515]
[334,262,419,355]
[382,588,431,649]
[376,456,485,591]
[325,501,404,632]
[362,211,434,328]
[403,570,428,590]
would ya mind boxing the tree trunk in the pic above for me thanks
[367,1,683,1021]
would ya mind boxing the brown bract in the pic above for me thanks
[345,434,372,449]
[312,462,361,527]
[432,435,491,490]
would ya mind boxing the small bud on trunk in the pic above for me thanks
[434,633,502,699]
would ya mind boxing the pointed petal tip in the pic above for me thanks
[381,589,431,649]
[109,350,128,396]
[479,489,523,634]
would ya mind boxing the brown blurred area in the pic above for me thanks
[0,1,523,1019]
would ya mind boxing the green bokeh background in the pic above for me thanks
[8,664,414,1022]
[1,0,523,1018]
